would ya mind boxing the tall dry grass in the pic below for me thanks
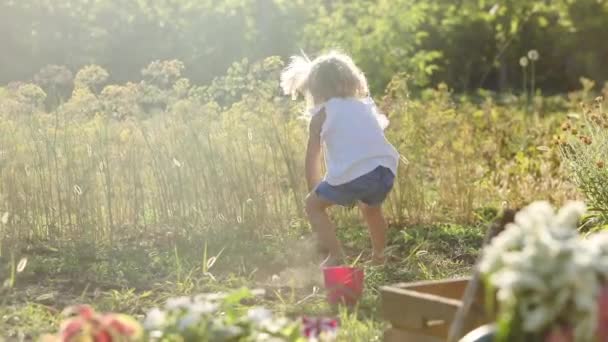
[0,58,580,255]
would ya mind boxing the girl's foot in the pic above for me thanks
[371,254,386,266]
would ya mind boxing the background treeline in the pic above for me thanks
[1,0,607,95]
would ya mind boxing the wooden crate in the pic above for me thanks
[381,278,492,342]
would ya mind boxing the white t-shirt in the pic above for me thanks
[309,97,399,186]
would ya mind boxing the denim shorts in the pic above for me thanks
[315,166,395,207]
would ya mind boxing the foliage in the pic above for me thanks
[1,1,607,94]
[559,93,608,217]
[0,303,59,340]
[302,0,442,91]
[74,65,110,92]
[381,75,575,223]
[0,0,318,88]
[334,307,382,342]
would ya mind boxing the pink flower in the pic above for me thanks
[301,316,339,339]
[50,305,143,342]
[64,305,96,320]
[59,318,86,340]
[94,331,112,342]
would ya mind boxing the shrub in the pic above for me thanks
[40,289,340,342]
[559,95,608,217]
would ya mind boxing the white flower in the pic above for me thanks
[195,292,226,302]
[247,307,273,325]
[479,224,525,274]
[519,57,529,67]
[521,304,551,331]
[555,201,586,230]
[188,301,219,315]
[213,324,243,339]
[584,231,608,275]
[478,201,605,337]
[254,332,285,342]
[528,50,540,61]
[177,312,201,331]
[255,332,271,341]
[143,308,166,329]
[261,317,289,333]
[516,201,554,232]
[148,330,163,339]
[165,296,191,310]
[495,285,516,303]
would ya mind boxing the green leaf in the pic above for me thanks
[223,288,253,306]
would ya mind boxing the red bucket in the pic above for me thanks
[323,266,364,306]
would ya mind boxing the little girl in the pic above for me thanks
[280,51,399,265]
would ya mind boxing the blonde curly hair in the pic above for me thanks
[280,51,369,107]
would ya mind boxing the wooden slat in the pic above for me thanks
[381,279,491,340]
[389,278,471,300]
[382,286,461,337]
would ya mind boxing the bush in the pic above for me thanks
[559,94,608,217]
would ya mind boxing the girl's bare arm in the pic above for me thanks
[305,110,325,191]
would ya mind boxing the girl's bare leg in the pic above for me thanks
[305,193,344,265]
[359,203,387,265]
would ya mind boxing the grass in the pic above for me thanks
[0,220,486,340]
[0,303,59,339]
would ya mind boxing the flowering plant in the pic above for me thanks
[39,305,143,342]
[301,317,339,342]
[39,288,339,342]
[143,288,339,342]
[479,201,608,342]
[559,97,608,218]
